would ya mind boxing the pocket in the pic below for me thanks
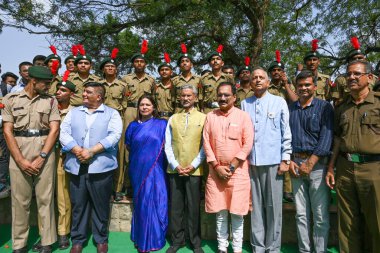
[127,84,136,93]
[316,87,325,96]
[13,109,29,127]
[268,112,280,129]
[361,114,380,135]
[228,124,240,140]
[308,114,320,132]
[36,107,50,124]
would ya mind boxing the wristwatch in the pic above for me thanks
[229,164,236,172]
[40,152,47,159]
[283,160,290,165]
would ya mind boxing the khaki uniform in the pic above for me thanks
[334,90,380,252]
[68,73,100,106]
[172,74,201,113]
[154,80,175,119]
[268,82,295,194]
[200,72,234,114]
[115,73,155,193]
[313,72,331,100]
[235,87,254,108]
[331,74,378,106]
[2,90,60,249]
[48,75,62,96]
[56,105,73,236]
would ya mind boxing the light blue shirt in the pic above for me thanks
[60,104,122,150]
[164,115,206,171]
[10,79,27,93]
[241,91,292,166]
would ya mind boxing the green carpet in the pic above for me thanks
[0,225,338,252]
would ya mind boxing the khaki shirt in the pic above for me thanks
[172,73,202,102]
[48,75,62,96]
[334,90,380,154]
[121,73,155,105]
[2,90,60,131]
[102,79,126,113]
[59,105,73,122]
[236,87,254,108]
[154,80,175,114]
[200,72,234,107]
[268,81,295,102]
[68,73,101,106]
[314,72,331,100]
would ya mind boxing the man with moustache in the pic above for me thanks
[241,67,292,253]
[200,46,234,113]
[2,66,60,253]
[154,58,175,119]
[326,60,380,252]
[10,61,33,93]
[203,82,253,253]
[235,60,253,108]
[289,70,333,253]
[165,84,206,253]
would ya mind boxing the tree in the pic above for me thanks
[1,0,379,76]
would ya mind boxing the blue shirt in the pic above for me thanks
[289,98,334,157]
[241,91,292,166]
[10,79,27,93]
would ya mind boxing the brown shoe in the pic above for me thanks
[97,243,108,253]
[69,244,83,253]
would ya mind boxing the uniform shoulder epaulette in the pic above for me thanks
[171,75,180,81]
[318,72,330,79]
[201,72,211,79]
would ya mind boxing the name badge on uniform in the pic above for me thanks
[268,112,275,118]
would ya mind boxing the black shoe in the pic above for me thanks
[283,192,294,202]
[12,246,28,253]
[217,250,227,253]
[58,235,70,250]
[166,244,185,253]
[32,240,42,252]
[39,245,52,253]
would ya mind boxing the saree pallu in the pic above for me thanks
[125,118,168,252]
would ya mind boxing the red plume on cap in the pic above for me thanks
[50,60,59,75]
[244,56,250,67]
[275,50,281,63]
[111,48,119,60]
[49,45,57,56]
[62,70,70,83]
[311,39,318,52]
[71,45,78,57]
[350,37,360,50]
[141,40,148,55]
[216,44,224,54]
[77,44,86,56]
[181,43,187,54]
[164,52,171,64]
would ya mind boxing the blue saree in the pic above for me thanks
[125,117,168,252]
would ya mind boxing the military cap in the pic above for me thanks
[158,52,173,71]
[28,66,53,80]
[268,50,285,72]
[64,45,79,64]
[207,44,224,62]
[346,37,365,62]
[100,48,119,70]
[131,39,148,63]
[44,45,61,65]
[57,70,76,92]
[236,56,252,77]
[303,39,320,62]
[177,43,193,66]
[74,44,92,65]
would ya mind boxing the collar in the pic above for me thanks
[80,103,105,113]
[347,90,375,105]
[296,97,315,108]
[216,106,235,117]
[132,72,148,81]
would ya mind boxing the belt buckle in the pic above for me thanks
[29,129,39,134]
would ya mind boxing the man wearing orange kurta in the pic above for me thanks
[203,82,254,253]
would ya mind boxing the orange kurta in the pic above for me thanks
[203,106,254,215]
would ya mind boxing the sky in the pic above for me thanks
[0,27,51,78]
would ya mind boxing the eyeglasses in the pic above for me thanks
[345,72,369,78]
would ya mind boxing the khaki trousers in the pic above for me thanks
[56,149,71,236]
[336,155,380,253]
[10,136,57,249]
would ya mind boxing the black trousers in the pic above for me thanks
[168,174,202,248]
[69,166,114,245]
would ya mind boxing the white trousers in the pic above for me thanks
[216,210,244,252]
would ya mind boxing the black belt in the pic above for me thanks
[127,102,138,108]
[159,111,173,117]
[341,152,380,163]
[14,129,50,137]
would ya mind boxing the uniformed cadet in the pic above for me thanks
[172,43,201,113]
[326,60,380,253]
[235,57,254,108]
[99,49,128,201]
[154,53,175,119]
[200,45,234,113]
[118,40,155,199]
[44,45,63,96]
[64,45,79,73]
[2,66,60,253]
[303,39,332,101]
[68,45,100,106]
[55,72,75,250]
[222,65,235,77]
[331,37,378,106]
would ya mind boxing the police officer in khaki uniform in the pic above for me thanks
[303,40,332,101]
[235,57,253,108]
[154,54,175,119]
[68,46,100,106]
[200,45,234,113]
[99,49,129,201]
[331,37,378,106]
[172,43,202,113]
[117,41,155,199]
[2,66,60,253]
[326,60,380,252]
[55,74,75,250]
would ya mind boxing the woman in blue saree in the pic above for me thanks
[125,94,168,252]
